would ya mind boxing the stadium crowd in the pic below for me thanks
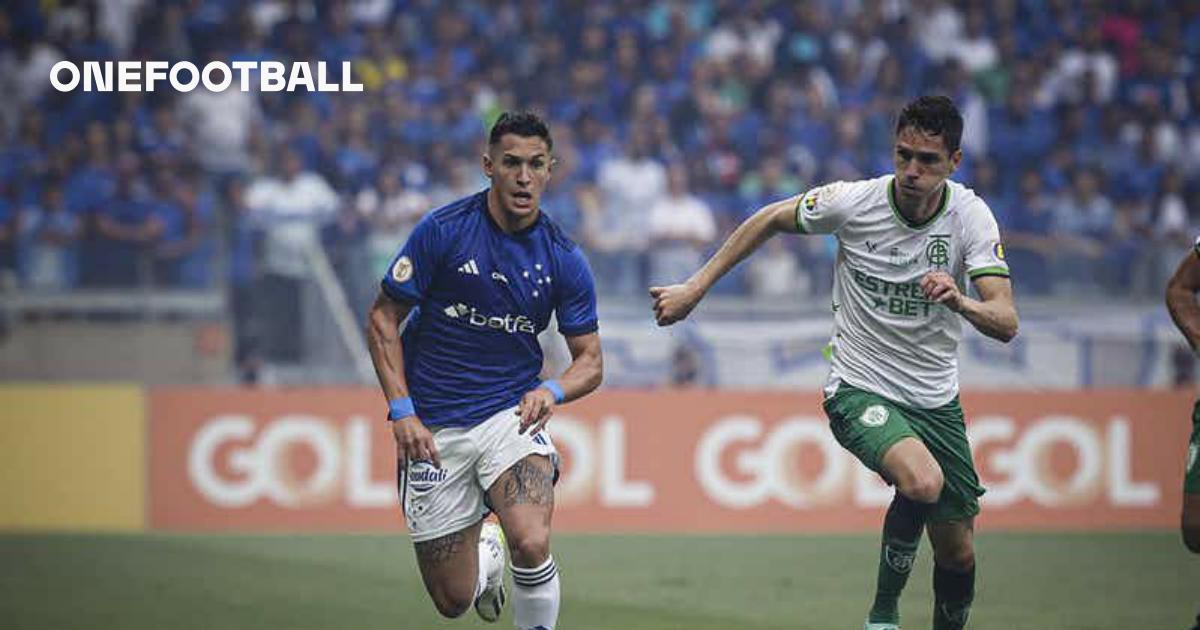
[1,0,1198,312]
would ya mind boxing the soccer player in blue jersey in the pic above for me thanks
[366,112,603,630]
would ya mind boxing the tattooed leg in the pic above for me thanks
[412,520,483,618]
[488,455,555,567]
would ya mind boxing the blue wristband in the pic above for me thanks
[541,380,565,404]
[387,397,416,421]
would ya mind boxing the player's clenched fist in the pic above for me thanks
[649,281,703,326]
[518,387,555,435]
[921,270,963,312]
[391,415,440,468]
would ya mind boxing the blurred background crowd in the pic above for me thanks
[1,0,1198,380]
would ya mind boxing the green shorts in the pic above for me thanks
[1186,401,1200,495]
[823,382,985,523]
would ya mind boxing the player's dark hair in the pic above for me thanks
[488,111,553,151]
[895,95,963,155]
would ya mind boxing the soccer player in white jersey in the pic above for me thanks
[1164,238,1200,630]
[651,96,1018,630]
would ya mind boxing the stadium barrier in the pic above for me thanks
[145,387,1192,533]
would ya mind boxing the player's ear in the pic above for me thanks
[949,149,962,173]
[482,150,493,178]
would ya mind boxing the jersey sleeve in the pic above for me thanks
[794,180,860,235]
[962,200,1011,280]
[380,214,443,304]
[554,245,599,337]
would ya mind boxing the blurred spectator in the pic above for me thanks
[1051,167,1115,292]
[746,238,809,299]
[1005,170,1057,295]
[177,75,262,176]
[17,181,81,290]
[357,168,430,277]
[669,342,704,388]
[646,163,717,287]
[245,147,337,362]
[0,32,64,134]
[91,155,164,287]
[590,133,666,295]
[223,178,263,383]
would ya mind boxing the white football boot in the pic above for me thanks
[474,522,507,623]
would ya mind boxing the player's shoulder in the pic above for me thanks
[425,190,488,229]
[538,210,583,254]
[945,179,997,225]
[810,175,888,203]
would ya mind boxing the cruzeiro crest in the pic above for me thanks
[925,234,951,268]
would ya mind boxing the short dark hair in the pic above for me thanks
[488,111,553,151]
[895,95,963,154]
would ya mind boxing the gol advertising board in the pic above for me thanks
[149,388,1194,532]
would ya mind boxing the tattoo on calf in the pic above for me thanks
[500,458,554,507]
[415,531,466,566]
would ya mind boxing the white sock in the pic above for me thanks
[510,555,560,630]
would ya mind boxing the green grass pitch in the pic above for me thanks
[2,532,1196,629]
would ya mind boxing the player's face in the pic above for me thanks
[892,126,961,205]
[483,134,552,219]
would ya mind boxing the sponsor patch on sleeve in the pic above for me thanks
[391,255,413,282]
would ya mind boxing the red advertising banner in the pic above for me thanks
[149,388,1194,532]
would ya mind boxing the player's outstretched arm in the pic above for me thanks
[1166,249,1200,350]
[519,332,603,435]
[650,194,802,326]
[922,272,1019,342]
[365,290,439,467]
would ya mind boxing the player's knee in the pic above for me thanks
[430,589,473,619]
[935,543,975,571]
[900,469,944,504]
[507,528,551,567]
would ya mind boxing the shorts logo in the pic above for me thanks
[1188,444,1198,473]
[884,545,915,574]
[391,256,413,282]
[407,461,447,493]
[860,405,889,427]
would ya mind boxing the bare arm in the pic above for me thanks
[922,272,1019,342]
[1166,250,1200,350]
[365,290,414,400]
[365,290,440,466]
[556,332,603,402]
[650,195,801,325]
[518,331,603,434]
[961,275,1019,342]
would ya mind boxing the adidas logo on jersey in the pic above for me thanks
[458,259,480,275]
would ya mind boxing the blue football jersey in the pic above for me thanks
[380,190,599,428]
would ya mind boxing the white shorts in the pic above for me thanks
[399,405,558,543]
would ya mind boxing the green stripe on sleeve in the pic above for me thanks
[968,266,1010,279]
[794,196,808,233]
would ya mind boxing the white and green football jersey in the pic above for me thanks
[796,175,1009,409]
